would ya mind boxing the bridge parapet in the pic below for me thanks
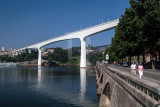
[96,62,160,107]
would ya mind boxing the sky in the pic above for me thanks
[0,0,130,50]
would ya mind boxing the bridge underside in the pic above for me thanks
[37,38,87,68]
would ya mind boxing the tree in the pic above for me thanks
[129,0,160,68]
[88,52,103,65]
[107,0,160,69]
[48,47,68,63]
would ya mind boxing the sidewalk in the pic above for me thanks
[107,64,160,81]
[110,64,160,73]
[145,68,160,73]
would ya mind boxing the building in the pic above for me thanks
[47,48,54,53]
[8,48,13,52]
[42,51,48,57]
[86,49,94,54]
[41,48,45,52]
[1,47,5,52]
[0,52,4,56]
[0,47,15,56]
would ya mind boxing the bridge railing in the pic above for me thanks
[96,62,160,106]
[64,18,119,36]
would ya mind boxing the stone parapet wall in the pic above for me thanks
[96,62,160,107]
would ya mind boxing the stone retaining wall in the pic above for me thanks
[96,62,160,107]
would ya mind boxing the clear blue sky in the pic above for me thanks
[0,0,130,50]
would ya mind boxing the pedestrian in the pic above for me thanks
[138,62,144,79]
[130,61,137,75]
[105,60,107,67]
[102,60,105,65]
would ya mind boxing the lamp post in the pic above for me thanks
[106,54,109,65]
[106,54,109,61]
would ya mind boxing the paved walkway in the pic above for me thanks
[108,64,160,82]
[145,68,160,72]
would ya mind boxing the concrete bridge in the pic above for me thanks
[96,62,160,107]
[13,19,119,68]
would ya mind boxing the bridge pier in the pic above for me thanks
[80,38,87,68]
[38,47,42,66]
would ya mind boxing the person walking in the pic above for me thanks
[130,61,137,75]
[105,60,108,67]
[138,62,144,79]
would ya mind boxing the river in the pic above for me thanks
[0,66,98,107]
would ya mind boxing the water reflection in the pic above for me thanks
[37,66,42,88]
[80,68,86,102]
[0,66,98,107]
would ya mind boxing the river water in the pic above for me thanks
[0,66,98,107]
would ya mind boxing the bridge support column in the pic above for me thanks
[80,38,87,68]
[38,48,42,66]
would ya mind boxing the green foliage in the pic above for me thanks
[48,47,103,65]
[105,0,160,63]
[0,55,12,62]
[88,52,103,65]
[48,47,81,64]
[48,47,68,63]
[15,50,38,62]
[68,57,80,64]
[68,47,80,57]
[157,39,160,47]
[0,50,38,62]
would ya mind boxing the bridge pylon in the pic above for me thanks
[80,37,87,68]
[38,47,42,66]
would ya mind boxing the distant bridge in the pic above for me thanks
[13,19,119,67]
[96,62,160,107]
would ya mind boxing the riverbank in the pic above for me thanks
[19,63,79,67]
[0,63,18,66]
[18,60,93,67]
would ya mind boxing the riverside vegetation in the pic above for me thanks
[0,46,103,66]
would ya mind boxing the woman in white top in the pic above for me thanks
[138,62,144,79]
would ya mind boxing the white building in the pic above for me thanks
[2,47,5,51]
